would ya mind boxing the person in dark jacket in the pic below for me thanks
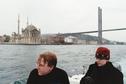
[27,51,70,84]
[80,47,123,84]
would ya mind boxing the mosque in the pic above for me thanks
[10,16,41,44]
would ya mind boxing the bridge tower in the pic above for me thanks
[17,14,20,41]
[18,15,20,36]
[98,7,102,44]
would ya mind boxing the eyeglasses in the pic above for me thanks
[36,62,45,67]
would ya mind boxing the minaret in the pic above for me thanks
[98,7,102,44]
[18,14,20,38]
[27,16,29,26]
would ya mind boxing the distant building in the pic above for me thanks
[41,34,64,44]
[53,34,64,44]
[10,32,19,43]
[21,24,41,44]
[0,36,4,43]
[77,39,86,44]
[10,16,41,44]
[10,24,41,44]
[88,40,97,45]
[64,36,78,44]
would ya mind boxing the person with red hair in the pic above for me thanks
[80,47,123,84]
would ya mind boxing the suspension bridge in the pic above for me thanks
[72,7,126,44]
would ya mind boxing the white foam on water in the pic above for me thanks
[117,59,126,84]
[69,74,84,84]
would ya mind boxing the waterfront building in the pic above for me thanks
[21,24,41,44]
[88,40,97,45]
[77,39,86,44]
[41,34,64,44]
[10,32,19,43]
[64,36,78,44]
[0,36,4,43]
[10,24,41,44]
[10,16,41,44]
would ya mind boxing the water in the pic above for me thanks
[0,45,126,84]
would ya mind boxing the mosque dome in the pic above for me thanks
[25,24,37,31]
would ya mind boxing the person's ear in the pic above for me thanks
[49,66,54,70]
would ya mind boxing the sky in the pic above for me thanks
[0,0,126,42]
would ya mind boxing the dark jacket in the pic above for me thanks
[80,62,123,84]
[27,67,70,84]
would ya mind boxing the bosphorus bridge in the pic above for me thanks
[72,7,126,44]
